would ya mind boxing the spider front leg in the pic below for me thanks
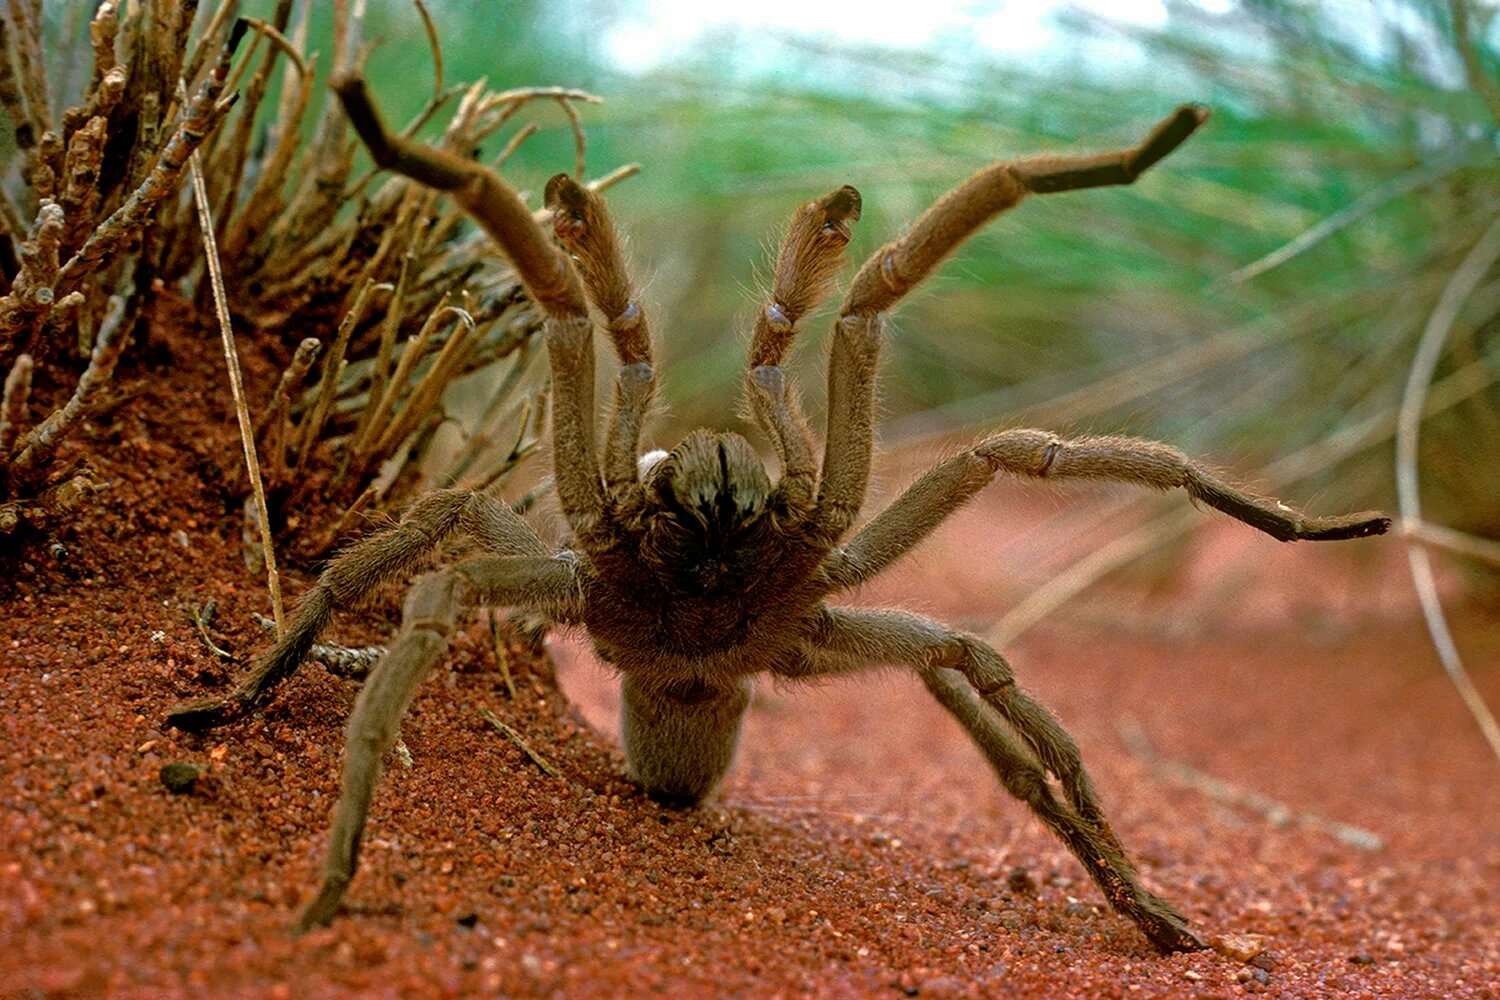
[167,491,548,731]
[813,106,1210,540]
[744,186,862,516]
[788,605,1203,954]
[298,554,580,931]
[544,174,657,500]
[336,76,606,534]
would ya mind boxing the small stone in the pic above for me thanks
[1006,867,1036,895]
[159,762,204,795]
[1249,952,1278,972]
[1347,953,1376,966]
[1212,932,1267,962]
[995,908,1026,930]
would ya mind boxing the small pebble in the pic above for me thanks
[1213,932,1267,962]
[1006,867,1036,895]
[159,762,204,795]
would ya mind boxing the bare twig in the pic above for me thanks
[479,706,561,778]
[487,610,519,701]
[1119,719,1383,851]
[0,353,33,457]
[8,295,127,482]
[185,75,286,637]
[1404,519,1500,568]
[1215,161,1461,289]
[55,23,244,296]
[190,600,234,661]
[1395,209,1500,767]
[412,0,442,105]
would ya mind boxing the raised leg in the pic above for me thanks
[297,554,579,931]
[544,175,657,499]
[335,75,605,534]
[744,186,862,517]
[167,490,550,731]
[788,604,1202,954]
[814,107,1210,540]
[821,429,1391,591]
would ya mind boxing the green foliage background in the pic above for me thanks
[344,2,1498,528]
[39,0,1498,538]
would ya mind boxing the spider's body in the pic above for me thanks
[168,76,1390,954]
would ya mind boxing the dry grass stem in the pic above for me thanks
[1394,210,1500,767]
[480,707,561,778]
[263,340,322,487]
[295,278,389,466]
[413,0,443,103]
[1119,719,1383,850]
[186,101,286,639]
[1404,519,1500,568]
[1216,162,1459,289]
[487,610,519,700]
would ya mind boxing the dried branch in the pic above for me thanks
[480,706,561,778]
[5,0,53,145]
[54,22,245,297]
[1395,209,1500,767]
[186,91,286,639]
[7,295,127,485]
[1403,519,1500,568]
[0,353,33,457]
[0,200,64,345]
[1119,719,1383,851]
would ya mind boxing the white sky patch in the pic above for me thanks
[603,0,1174,75]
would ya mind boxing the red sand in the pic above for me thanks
[3,318,1497,998]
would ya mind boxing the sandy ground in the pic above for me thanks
[3,317,1498,998]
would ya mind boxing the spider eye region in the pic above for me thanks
[644,430,771,584]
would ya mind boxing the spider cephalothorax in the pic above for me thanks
[168,73,1389,953]
[637,429,776,592]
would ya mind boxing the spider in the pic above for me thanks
[167,75,1390,952]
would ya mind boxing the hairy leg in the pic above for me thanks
[167,490,549,731]
[786,604,1202,954]
[297,554,579,931]
[820,429,1390,590]
[545,175,657,499]
[336,75,605,533]
[814,107,1209,540]
[745,186,861,516]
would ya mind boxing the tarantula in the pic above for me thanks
[167,76,1389,952]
